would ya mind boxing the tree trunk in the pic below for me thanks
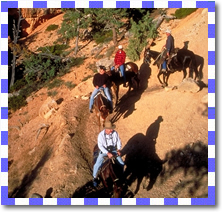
[10,9,23,88]
[112,26,117,46]
[74,18,80,56]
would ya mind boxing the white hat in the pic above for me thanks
[118,45,123,49]
[165,29,171,34]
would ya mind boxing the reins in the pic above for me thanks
[97,93,106,111]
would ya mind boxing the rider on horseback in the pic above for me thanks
[161,29,175,72]
[89,65,113,113]
[111,45,127,87]
[93,120,124,187]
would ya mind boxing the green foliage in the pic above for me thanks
[19,83,40,98]
[9,78,27,93]
[37,44,69,56]
[174,8,198,19]
[126,11,158,61]
[64,81,76,90]
[87,62,97,73]
[47,90,58,97]
[8,82,41,111]
[82,75,92,82]
[69,57,85,67]
[23,53,67,84]
[8,95,27,111]
[45,24,59,32]
[93,30,113,44]
[58,9,88,41]
[47,78,64,90]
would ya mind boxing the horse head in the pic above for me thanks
[112,181,123,198]
[144,48,152,64]
[100,105,109,120]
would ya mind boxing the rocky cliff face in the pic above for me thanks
[8,8,62,38]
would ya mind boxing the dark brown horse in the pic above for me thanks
[93,91,111,130]
[107,62,140,104]
[93,145,123,197]
[144,47,199,87]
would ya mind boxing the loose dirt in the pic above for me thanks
[8,8,209,199]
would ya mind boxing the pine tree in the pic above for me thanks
[87,8,128,46]
[58,9,89,55]
[126,11,158,61]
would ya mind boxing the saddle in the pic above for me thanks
[153,49,167,66]
[93,89,108,100]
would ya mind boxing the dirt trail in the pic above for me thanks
[8,8,209,198]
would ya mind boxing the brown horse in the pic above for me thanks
[93,91,111,130]
[93,145,123,197]
[107,62,140,104]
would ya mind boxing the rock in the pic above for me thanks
[201,94,208,104]
[39,96,59,119]
[178,78,200,93]
[26,96,34,103]
[30,193,43,198]
[96,57,114,71]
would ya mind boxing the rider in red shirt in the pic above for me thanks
[113,45,127,87]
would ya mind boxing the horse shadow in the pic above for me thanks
[121,116,166,194]
[72,180,134,198]
[182,41,205,81]
[110,65,150,123]
[139,62,151,90]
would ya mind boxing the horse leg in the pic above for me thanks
[190,62,199,80]
[194,67,199,80]
[183,68,187,79]
[116,85,120,104]
[164,72,171,86]
[157,70,164,86]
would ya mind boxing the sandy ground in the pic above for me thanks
[8,8,209,199]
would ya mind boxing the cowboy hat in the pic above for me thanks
[165,29,171,34]
[104,120,116,129]
[118,45,123,49]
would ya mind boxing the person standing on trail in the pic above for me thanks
[112,45,127,87]
[89,65,113,113]
[92,120,124,187]
[161,29,175,72]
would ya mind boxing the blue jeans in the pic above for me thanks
[93,150,124,178]
[89,87,112,110]
[162,60,167,70]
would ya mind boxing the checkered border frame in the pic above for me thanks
[0,0,215,206]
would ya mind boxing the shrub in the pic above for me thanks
[8,95,27,111]
[87,62,97,73]
[93,31,113,44]
[69,57,85,67]
[82,75,92,82]
[47,90,58,97]
[47,78,64,90]
[19,83,40,98]
[64,81,76,90]
[174,8,198,19]
[9,78,27,93]
[37,44,69,56]
[45,24,59,32]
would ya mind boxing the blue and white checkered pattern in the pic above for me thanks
[0,0,215,206]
